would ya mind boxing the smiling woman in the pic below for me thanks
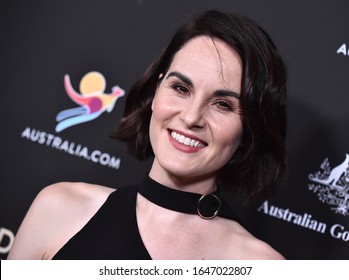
[148,36,244,194]
[115,10,287,202]
[7,10,287,260]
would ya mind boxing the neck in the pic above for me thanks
[136,174,242,222]
[137,175,222,220]
[148,161,217,195]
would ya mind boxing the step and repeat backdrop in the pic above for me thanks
[1,0,348,259]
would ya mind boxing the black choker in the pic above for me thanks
[138,176,241,222]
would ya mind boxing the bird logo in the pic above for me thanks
[55,71,125,132]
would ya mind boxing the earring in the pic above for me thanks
[158,73,163,79]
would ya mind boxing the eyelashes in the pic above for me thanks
[214,100,234,112]
[172,83,190,95]
[170,83,238,113]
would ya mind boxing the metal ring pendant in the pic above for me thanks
[197,193,222,220]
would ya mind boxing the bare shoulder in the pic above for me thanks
[38,181,116,208]
[27,181,116,228]
[223,221,285,260]
[237,232,285,260]
[7,182,116,260]
[215,219,284,260]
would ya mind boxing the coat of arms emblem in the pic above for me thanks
[308,154,349,216]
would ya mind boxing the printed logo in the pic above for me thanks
[308,154,349,216]
[55,71,125,132]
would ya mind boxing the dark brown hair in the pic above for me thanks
[112,10,288,203]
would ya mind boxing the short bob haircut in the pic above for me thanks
[113,10,288,203]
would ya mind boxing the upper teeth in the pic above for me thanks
[171,131,205,148]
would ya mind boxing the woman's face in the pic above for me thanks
[149,36,243,188]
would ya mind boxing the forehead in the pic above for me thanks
[168,36,242,91]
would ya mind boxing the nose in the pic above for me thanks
[180,102,205,129]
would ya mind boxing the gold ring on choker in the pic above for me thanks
[197,193,222,220]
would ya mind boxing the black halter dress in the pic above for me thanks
[53,176,240,260]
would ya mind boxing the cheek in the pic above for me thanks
[149,96,173,138]
[215,120,243,151]
[151,94,178,121]
[151,101,165,123]
[151,95,164,122]
[206,120,243,172]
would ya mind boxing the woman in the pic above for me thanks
[8,10,287,260]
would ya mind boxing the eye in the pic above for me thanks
[215,100,234,111]
[172,84,190,96]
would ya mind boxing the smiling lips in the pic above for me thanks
[169,130,207,152]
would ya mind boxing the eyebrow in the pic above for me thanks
[166,71,240,99]
[167,71,193,87]
[213,89,240,100]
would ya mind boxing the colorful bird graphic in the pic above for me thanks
[55,71,125,132]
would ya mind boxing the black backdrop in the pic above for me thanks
[1,0,349,259]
